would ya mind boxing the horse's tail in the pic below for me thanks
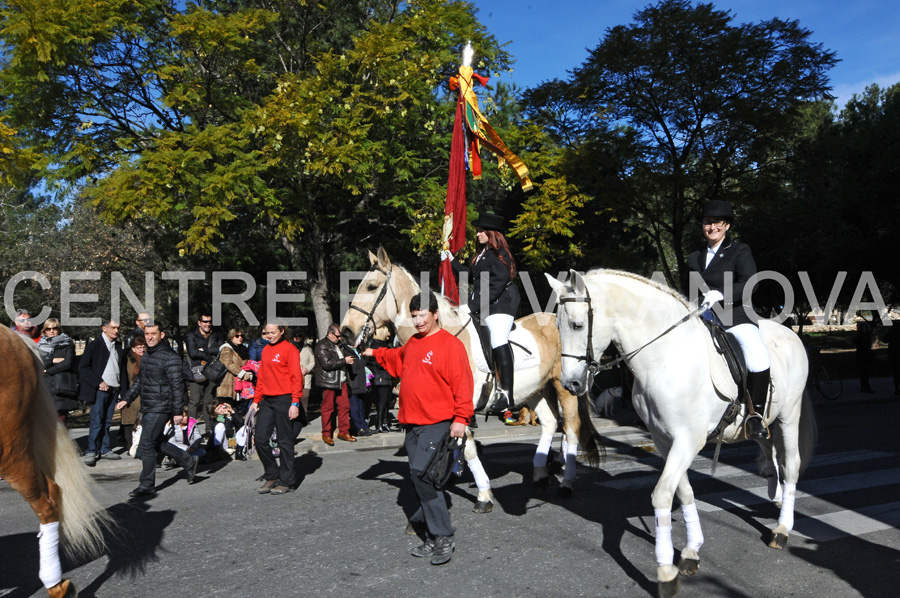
[797,390,818,476]
[29,353,112,560]
[575,392,605,467]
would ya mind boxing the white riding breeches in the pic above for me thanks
[727,323,770,372]
[484,313,514,349]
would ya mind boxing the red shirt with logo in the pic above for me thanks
[372,328,474,425]
[255,338,303,404]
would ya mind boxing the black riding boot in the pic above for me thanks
[491,343,515,420]
[745,369,771,439]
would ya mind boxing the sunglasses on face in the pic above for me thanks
[45,327,59,331]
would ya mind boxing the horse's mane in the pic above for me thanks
[586,268,691,310]
[391,262,468,328]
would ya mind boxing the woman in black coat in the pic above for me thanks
[687,200,771,439]
[365,329,396,433]
[38,318,78,423]
[448,211,520,422]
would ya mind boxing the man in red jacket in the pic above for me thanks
[249,321,304,495]
[363,292,474,565]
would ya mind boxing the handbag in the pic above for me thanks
[53,372,79,398]
[184,354,207,382]
[201,356,228,385]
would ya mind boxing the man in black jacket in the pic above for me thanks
[314,324,356,445]
[184,312,224,434]
[117,321,199,497]
[79,318,126,466]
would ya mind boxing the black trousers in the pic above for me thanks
[405,421,454,538]
[138,412,193,490]
[255,394,296,487]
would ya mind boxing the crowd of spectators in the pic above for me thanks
[10,309,400,495]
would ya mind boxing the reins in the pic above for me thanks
[559,283,706,381]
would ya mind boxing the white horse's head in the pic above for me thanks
[340,247,399,347]
[546,270,610,396]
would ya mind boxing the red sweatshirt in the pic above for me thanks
[372,328,474,426]
[255,339,303,404]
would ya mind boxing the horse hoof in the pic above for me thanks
[47,579,77,598]
[769,532,789,550]
[555,486,573,499]
[533,477,550,491]
[678,557,700,576]
[657,577,680,598]
[473,500,493,514]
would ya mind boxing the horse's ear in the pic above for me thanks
[368,250,379,266]
[545,273,565,295]
[570,269,586,292]
[376,245,391,269]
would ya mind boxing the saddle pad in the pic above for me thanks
[470,322,541,374]
[509,326,542,371]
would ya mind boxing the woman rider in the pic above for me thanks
[687,200,770,439]
[447,211,520,423]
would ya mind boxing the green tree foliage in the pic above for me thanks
[747,83,900,321]
[0,0,511,332]
[525,0,838,287]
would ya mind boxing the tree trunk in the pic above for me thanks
[279,231,333,339]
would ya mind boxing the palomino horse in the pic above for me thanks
[340,248,601,508]
[546,270,816,598]
[0,327,110,597]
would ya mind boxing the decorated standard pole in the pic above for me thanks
[440,43,532,304]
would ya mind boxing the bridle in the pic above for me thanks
[557,281,706,389]
[347,262,400,345]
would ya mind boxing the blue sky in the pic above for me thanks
[469,0,900,109]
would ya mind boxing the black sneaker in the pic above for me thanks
[128,486,156,498]
[430,536,455,565]
[410,538,435,558]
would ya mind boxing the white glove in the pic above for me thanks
[702,290,724,307]
[440,250,454,262]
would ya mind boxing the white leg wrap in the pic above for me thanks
[778,483,797,531]
[681,502,704,551]
[563,438,578,482]
[467,456,491,494]
[533,432,552,468]
[214,423,227,447]
[655,508,674,566]
[38,522,63,589]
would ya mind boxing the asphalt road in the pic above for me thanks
[2,378,899,598]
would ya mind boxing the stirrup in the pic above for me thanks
[744,414,769,440]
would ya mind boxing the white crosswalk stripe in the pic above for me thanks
[610,448,900,543]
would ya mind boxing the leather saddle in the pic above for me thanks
[701,317,748,403]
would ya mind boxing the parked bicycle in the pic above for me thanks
[807,346,843,401]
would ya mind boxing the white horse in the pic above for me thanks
[341,248,602,509]
[546,269,816,598]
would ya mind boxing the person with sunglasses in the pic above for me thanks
[39,318,77,423]
[184,312,224,435]
[208,329,251,459]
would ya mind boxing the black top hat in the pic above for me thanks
[701,200,734,221]
[472,211,507,233]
